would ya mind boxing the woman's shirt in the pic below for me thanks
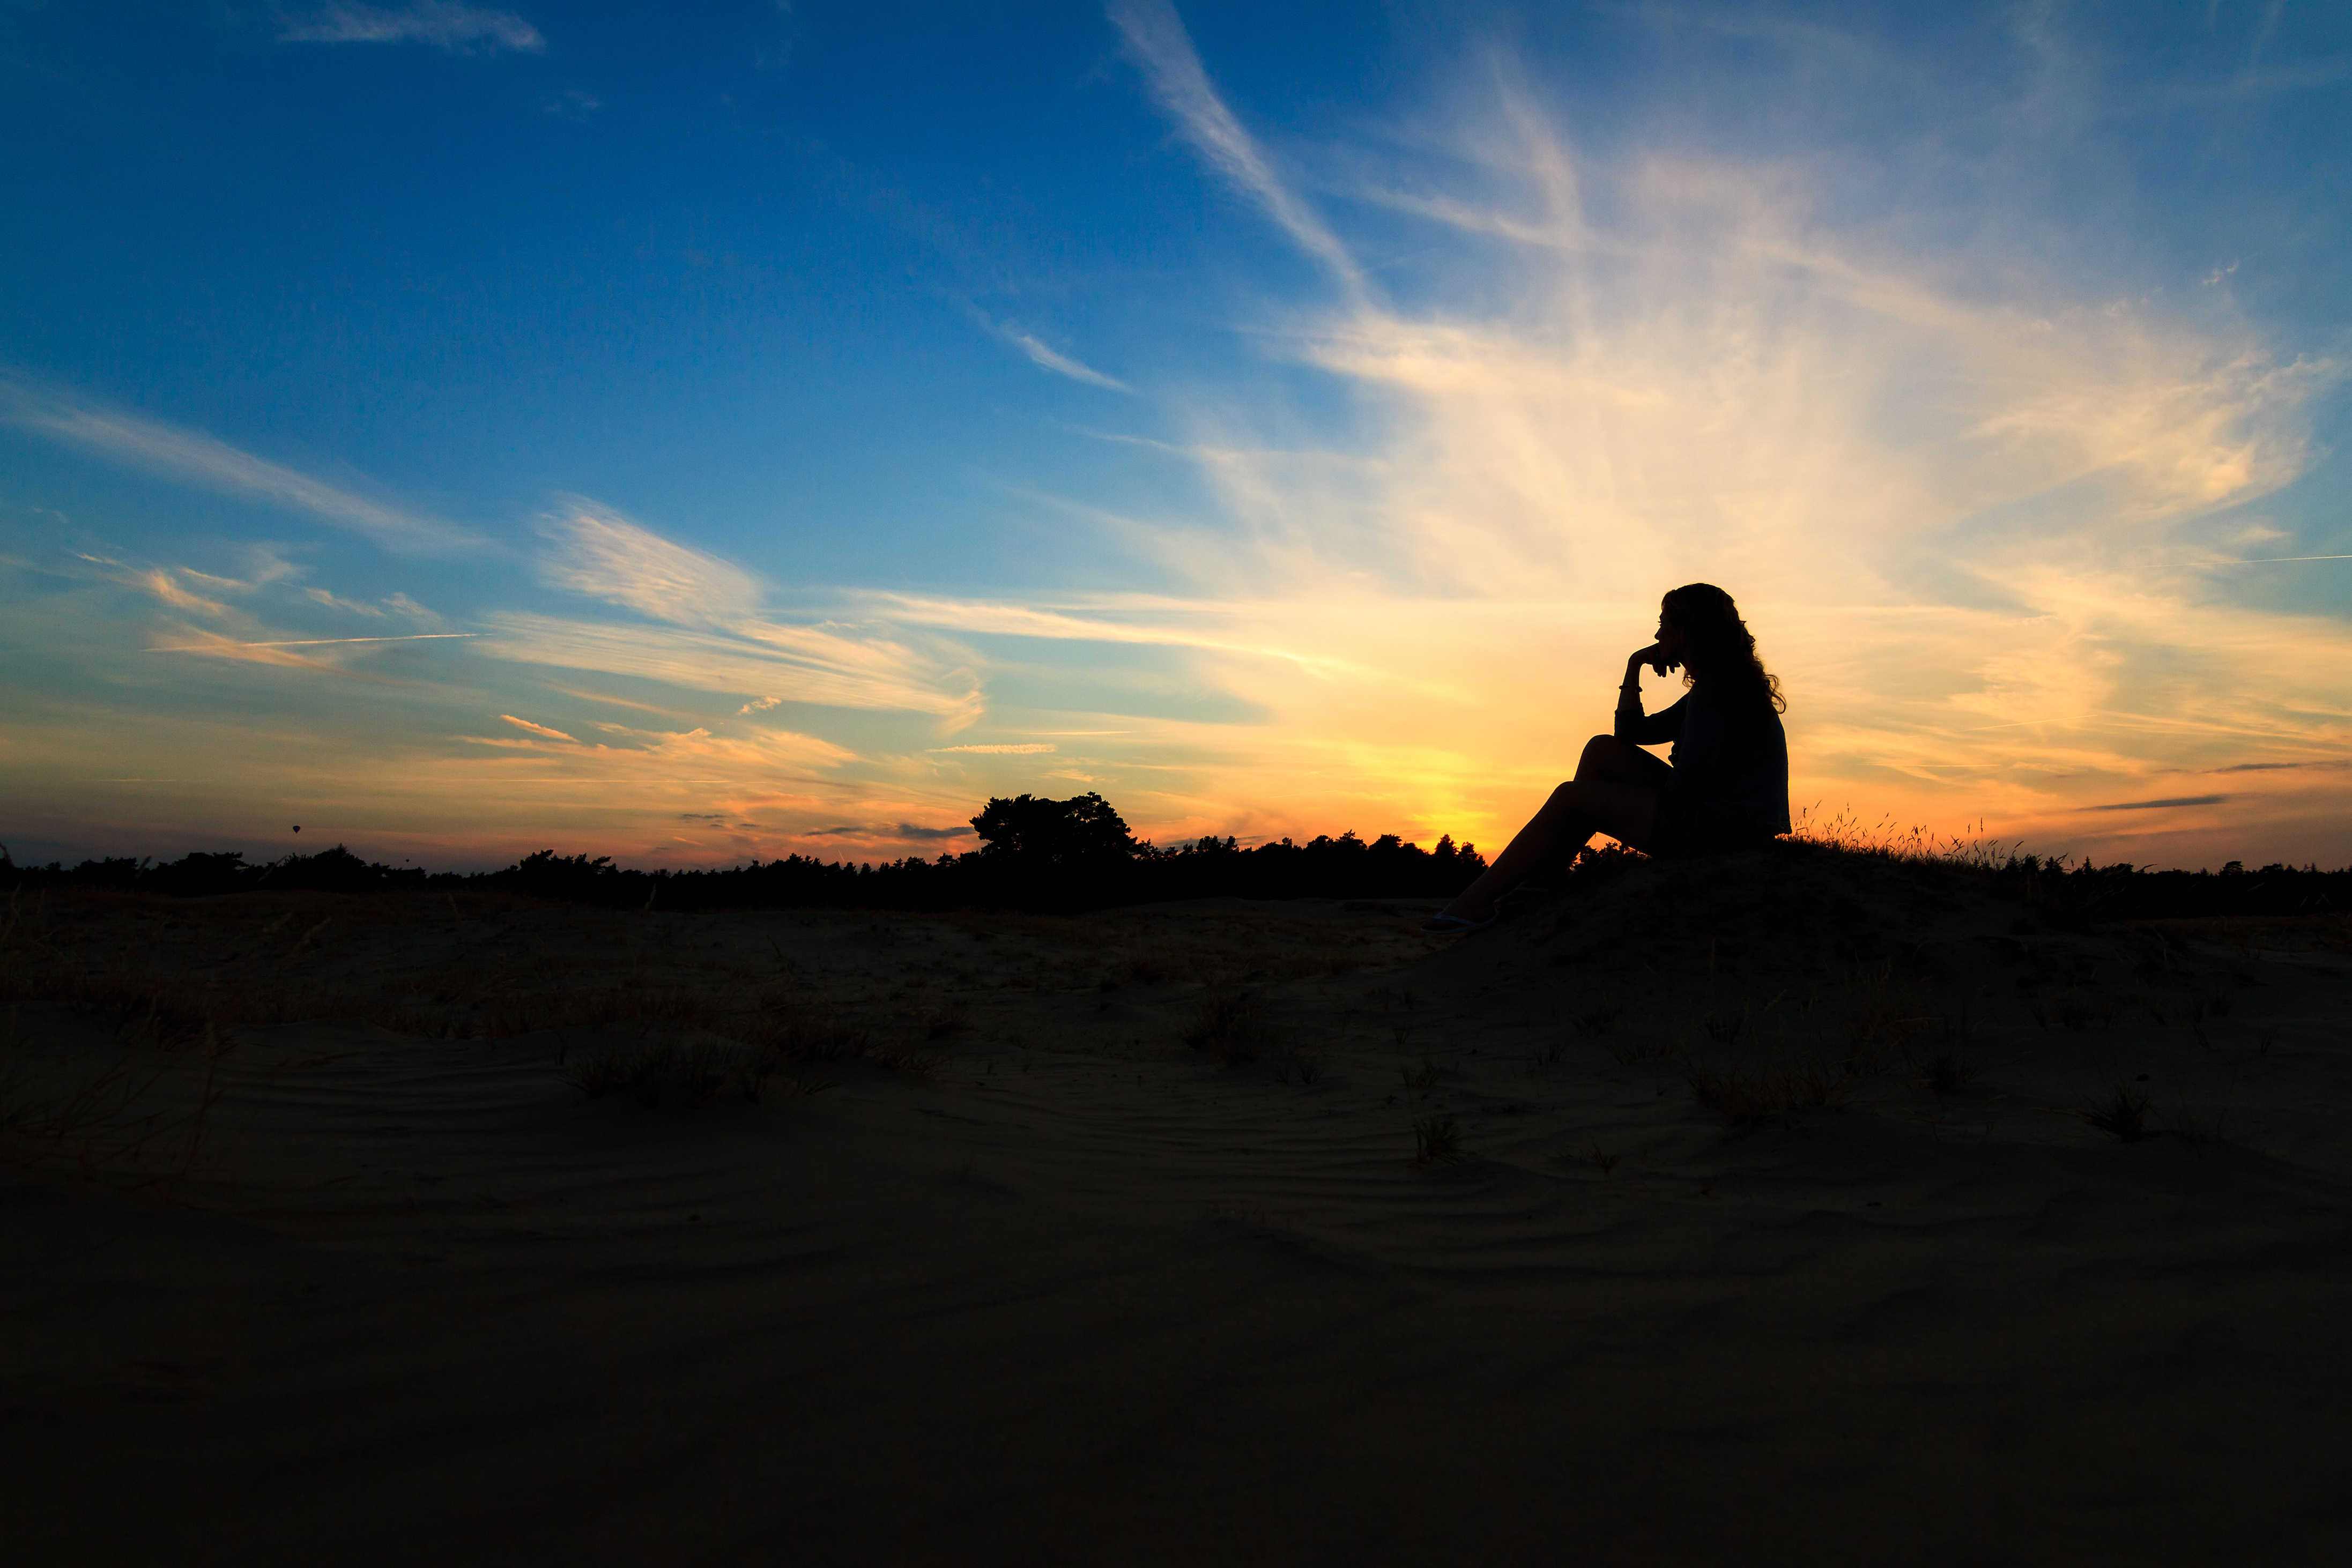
[1615,677,1791,835]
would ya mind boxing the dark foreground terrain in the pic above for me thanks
[5,845,2350,1564]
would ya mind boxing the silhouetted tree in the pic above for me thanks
[969,792,1140,872]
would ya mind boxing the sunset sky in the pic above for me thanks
[3,1,2348,872]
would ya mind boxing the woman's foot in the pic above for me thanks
[1421,907,1497,934]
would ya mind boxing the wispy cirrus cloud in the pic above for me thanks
[0,377,481,554]
[986,321,1128,391]
[511,502,985,720]
[305,588,387,616]
[536,722,861,774]
[143,570,231,618]
[141,625,427,679]
[539,500,760,626]
[479,610,980,717]
[277,2,544,54]
[498,714,576,741]
[72,541,478,678]
[1106,0,1360,294]
[849,590,1366,676]
[930,742,1056,754]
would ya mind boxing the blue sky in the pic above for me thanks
[3,1,2348,870]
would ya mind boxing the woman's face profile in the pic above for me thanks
[1654,604,1689,670]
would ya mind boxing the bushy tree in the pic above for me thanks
[968,792,1139,871]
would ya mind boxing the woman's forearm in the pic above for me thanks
[1612,663,1645,740]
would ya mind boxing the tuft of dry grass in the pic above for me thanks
[2031,987,2120,1031]
[566,1017,866,1104]
[2082,1087,2152,1142]
[1571,1005,1619,1038]
[1120,954,1171,985]
[2146,986,2236,1052]
[867,1043,940,1078]
[1686,1054,1853,1132]
[1412,1115,1463,1165]
[1552,1140,1619,1175]
[1607,1035,1679,1066]
[1788,805,2016,867]
[753,1014,871,1062]
[1916,1051,1980,1095]
[1271,1048,1324,1085]
[1833,971,1934,1074]
[566,1036,829,1106]
[1182,990,1274,1067]
[570,1040,754,1105]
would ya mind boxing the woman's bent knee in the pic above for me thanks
[1575,734,1623,780]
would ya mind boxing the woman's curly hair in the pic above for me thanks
[1663,582,1785,714]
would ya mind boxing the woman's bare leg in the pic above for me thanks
[1437,736,1664,922]
[1575,733,1673,789]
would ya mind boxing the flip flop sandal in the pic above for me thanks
[1420,911,1498,934]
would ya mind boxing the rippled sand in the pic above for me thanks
[6,858,2349,1564]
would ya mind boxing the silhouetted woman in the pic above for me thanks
[1424,583,1790,933]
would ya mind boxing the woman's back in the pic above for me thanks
[1668,677,1789,836]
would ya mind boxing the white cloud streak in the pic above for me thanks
[479,611,978,718]
[1,378,481,554]
[514,502,986,720]
[498,714,576,741]
[305,587,385,616]
[849,590,1365,675]
[540,500,760,625]
[278,2,544,53]
[1105,0,1362,295]
[139,626,412,678]
[993,324,1129,390]
[143,570,230,618]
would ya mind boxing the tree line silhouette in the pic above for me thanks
[4,792,2345,918]
[0,793,1488,912]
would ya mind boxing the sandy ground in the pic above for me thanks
[4,854,2350,1565]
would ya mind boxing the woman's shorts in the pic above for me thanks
[1643,795,1777,860]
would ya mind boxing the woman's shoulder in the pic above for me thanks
[1694,674,1780,719]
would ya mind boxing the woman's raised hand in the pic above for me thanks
[1629,643,1680,677]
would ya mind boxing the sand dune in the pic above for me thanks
[5,853,2350,1564]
